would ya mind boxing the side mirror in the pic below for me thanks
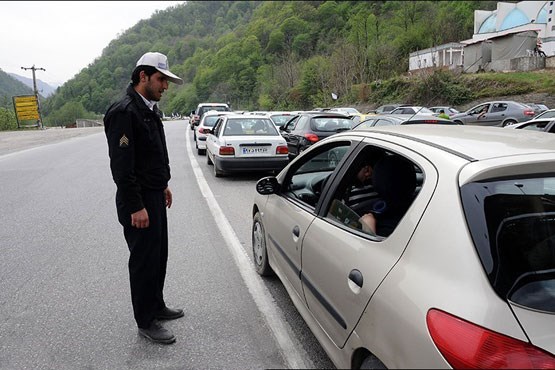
[256,176,280,195]
[279,126,286,131]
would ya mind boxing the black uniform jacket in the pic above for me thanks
[104,84,170,214]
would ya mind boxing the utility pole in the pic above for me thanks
[21,65,46,129]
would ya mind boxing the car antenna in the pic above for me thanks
[405,106,424,123]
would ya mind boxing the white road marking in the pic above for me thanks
[185,128,312,369]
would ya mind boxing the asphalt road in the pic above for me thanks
[0,122,334,369]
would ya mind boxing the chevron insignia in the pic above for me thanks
[119,134,129,148]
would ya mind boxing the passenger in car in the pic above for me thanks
[359,155,417,237]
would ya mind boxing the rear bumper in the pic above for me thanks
[215,156,289,172]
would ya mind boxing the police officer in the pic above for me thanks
[104,52,184,344]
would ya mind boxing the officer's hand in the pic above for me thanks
[131,208,149,228]
[164,187,173,209]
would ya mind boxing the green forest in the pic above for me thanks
[1,1,500,128]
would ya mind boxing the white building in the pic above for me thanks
[409,43,464,72]
[409,1,554,73]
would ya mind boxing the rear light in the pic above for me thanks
[219,146,235,155]
[524,109,536,116]
[276,145,288,154]
[304,133,319,143]
[199,128,210,134]
[427,309,555,369]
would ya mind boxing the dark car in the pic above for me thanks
[353,114,460,130]
[280,112,353,160]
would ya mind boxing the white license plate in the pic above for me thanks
[242,147,268,154]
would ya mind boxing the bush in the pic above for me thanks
[0,108,17,131]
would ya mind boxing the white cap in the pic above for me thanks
[136,52,183,85]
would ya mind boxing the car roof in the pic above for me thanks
[336,124,555,161]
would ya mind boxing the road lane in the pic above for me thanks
[0,122,287,369]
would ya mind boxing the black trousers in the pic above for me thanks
[116,190,168,328]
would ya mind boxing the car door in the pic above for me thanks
[263,141,355,300]
[300,138,438,347]
[280,116,299,154]
[206,118,224,159]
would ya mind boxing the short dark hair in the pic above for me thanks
[131,65,158,86]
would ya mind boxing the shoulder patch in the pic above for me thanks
[119,134,129,148]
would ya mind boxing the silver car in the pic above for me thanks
[252,125,555,368]
[450,100,535,126]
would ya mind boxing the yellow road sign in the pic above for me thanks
[13,95,40,122]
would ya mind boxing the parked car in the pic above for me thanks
[504,118,555,133]
[353,114,459,130]
[389,106,435,115]
[528,108,555,121]
[190,102,231,130]
[279,112,353,160]
[265,111,297,128]
[205,115,289,177]
[524,102,549,115]
[370,103,406,114]
[450,101,535,126]
[195,110,234,155]
[428,106,460,117]
[329,107,361,115]
[251,124,555,369]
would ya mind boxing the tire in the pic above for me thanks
[453,120,463,125]
[360,354,386,369]
[197,147,205,155]
[252,212,273,276]
[206,151,213,165]
[502,119,516,127]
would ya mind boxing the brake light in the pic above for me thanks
[427,309,555,369]
[304,133,319,143]
[524,109,536,116]
[276,145,288,154]
[219,146,235,155]
[199,128,210,134]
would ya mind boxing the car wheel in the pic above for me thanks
[453,120,463,125]
[502,119,516,127]
[252,212,273,276]
[197,147,205,155]
[360,354,386,369]
[206,151,213,165]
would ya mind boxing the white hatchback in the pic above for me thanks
[205,115,289,177]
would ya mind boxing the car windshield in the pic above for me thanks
[462,176,555,312]
[310,117,354,132]
[223,118,279,136]
[200,106,229,115]
[536,111,555,119]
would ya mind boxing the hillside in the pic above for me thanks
[9,73,58,97]
[36,0,501,126]
[0,69,34,108]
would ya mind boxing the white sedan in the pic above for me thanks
[205,115,289,177]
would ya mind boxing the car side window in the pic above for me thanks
[492,103,507,112]
[325,146,422,239]
[282,142,351,209]
[213,118,224,136]
[285,116,300,131]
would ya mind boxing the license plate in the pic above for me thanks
[242,147,268,154]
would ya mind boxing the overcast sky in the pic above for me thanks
[1,1,184,86]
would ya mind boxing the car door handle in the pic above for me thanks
[348,269,363,288]
[292,225,300,237]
